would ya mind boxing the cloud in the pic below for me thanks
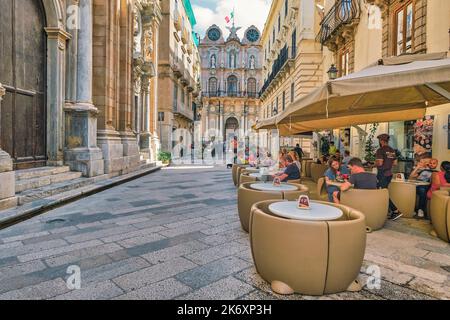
[192,0,271,39]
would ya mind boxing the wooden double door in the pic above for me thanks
[0,0,47,169]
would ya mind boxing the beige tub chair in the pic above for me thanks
[316,177,329,201]
[304,160,314,179]
[430,190,450,243]
[283,184,310,201]
[249,200,366,296]
[341,189,389,232]
[310,163,328,183]
[237,182,310,232]
[232,164,243,186]
[388,182,417,218]
[240,173,257,184]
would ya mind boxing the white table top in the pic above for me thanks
[269,201,343,221]
[250,183,298,192]
[391,179,430,186]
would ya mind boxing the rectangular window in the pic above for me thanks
[394,1,414,55]
[173,84,178,111]
[339,48,350,77]
[291,82,295,102]
[278,15,281,33]
[275,97,279,114]
[181,88,185,108]
[285,0,289,17]
[291,28,297,58]
[158,112,165,122]
[282,91,286,111]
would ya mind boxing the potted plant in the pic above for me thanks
[158,151,172,165]
[364,123,379,167]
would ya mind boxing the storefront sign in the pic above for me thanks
[413,115,434,159]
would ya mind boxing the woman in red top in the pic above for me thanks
[428,161,450,199]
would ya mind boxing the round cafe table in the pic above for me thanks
[391,179,430,187]
[268,201,343,221]
[250,183,298,192]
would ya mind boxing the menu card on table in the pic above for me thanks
[273,177,281,187]
[297,195,311,210]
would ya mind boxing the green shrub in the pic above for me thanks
[158,151,172,164]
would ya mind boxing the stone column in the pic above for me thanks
[45,27,72,167]
[0,84,17,210]
[64,0,104,177]
[140,77,152,160]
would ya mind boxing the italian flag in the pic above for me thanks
[225,9,234,24]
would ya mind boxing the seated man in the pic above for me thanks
[272,155,300,182]
[341,158,378,192]
[409,158,438,219]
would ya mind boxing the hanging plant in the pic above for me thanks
[364,123,380,164]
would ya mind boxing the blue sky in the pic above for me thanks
[190,0,271,38]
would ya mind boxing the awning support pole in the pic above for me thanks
[424,83,450,100]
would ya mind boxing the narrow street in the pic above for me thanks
[0,167,448,300]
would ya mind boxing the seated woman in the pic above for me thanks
[325,158,349,204]
[272,155,300,182]
[428,161,450,200]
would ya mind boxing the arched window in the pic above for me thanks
[227,75,238,96]
[208,77,218,96]
[247,78,257,98]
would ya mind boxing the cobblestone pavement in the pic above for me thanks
[0,166,449,300]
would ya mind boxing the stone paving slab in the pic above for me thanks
[0,166,449,300]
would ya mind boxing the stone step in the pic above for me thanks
[17,174,109,206]
[16,171,83,193]
[15,166,71,181]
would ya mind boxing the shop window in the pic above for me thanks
[394,1,414,56]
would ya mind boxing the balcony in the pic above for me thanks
[173,103,194,122]
[181,29,189,44]
[173,8,182,32]
[259,45,295,98]
[317,0,361,49]
[202,90,260,99]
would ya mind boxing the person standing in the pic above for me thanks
[294,144,305,160]
[376,134,403,220]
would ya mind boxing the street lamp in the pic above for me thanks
[327,64,339,80]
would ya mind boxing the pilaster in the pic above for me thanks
[0,84,17,210]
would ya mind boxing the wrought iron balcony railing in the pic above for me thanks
[259,45,294,96]
[202,90,260,99]
[317,0,361,45]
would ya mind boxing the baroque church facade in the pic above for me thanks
[0,0,162,209]
[199,24,262,147]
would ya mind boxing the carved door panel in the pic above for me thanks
[0,0,47,169]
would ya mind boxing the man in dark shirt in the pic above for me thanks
[375,134,402,220]
[294,144,305,160]
[273,155,300,182]
[341,158,377,191]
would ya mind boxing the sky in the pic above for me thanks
[191,0,272,39]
